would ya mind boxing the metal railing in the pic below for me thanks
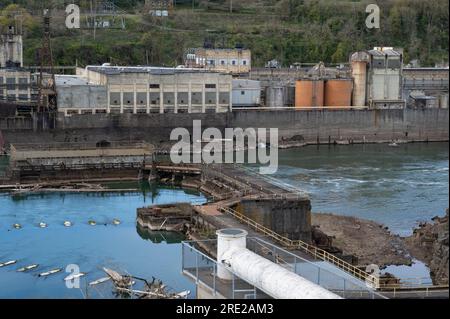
[182,239,384,299]
[219,206,380,289]
[182,241,258,299]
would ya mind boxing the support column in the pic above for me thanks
[202,84,206,113]
[216,80,220,113]
[188,82,192,113]
[133,83,137,114]
[120,90,124,114]
[174,74,178,114]
[160,84,164,114]
[107,86,111,114]
[229,84,232,112]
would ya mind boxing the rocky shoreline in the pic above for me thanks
[405,210,449,285]
[312,211,449,285]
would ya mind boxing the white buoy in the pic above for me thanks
[13,224,22,229]
[112,219,121,226]
[39,222,48,228]
[88,220,96,226]
[63,221,72,227]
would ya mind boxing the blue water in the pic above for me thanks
[274,142,449,236]
[0,187,206,299]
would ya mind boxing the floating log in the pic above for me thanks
[39,268,62,277]
[17,264,39,272]
[64,272,86,281]
[0,260,17,268]
[89,277,111,286]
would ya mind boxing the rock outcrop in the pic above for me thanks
[406,210,449,285]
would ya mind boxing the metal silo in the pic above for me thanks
[324,79,353,107]
[351,52,369,107]
[295,79,325,108]
[266,84,284,108]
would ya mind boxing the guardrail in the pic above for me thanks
[218,206,380,289]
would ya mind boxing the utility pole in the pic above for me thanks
[230,0,233,13]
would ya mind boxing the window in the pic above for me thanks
[150,93,160,105]
[205,84,216,89]
[241,91,245,95]
[123,93,134,105]
[149,84,160,89]
[6,78,15,91]
[178,92,188,105]
[243,60,247,66]
[137,93,147,105]
[220,60,226,65]
[110,93,120,105]
[232,60,237,66]
[18,78,28,91]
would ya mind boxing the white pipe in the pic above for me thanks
[216,228,341,299]
[216,229,248,280]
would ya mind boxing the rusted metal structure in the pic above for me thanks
[324,79,353,107]
[37,10,57,114]
[295,79,324,108]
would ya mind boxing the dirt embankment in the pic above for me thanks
[312,213,412,268]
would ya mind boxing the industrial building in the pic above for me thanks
[56,66,233,115]
[232,79,261,107]
[0,26,31,106]
[351,48,405,109]
[185,47,251,74]
[0,68,33,104]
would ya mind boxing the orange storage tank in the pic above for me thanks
[295,80,324,108]
[324,79,353,108]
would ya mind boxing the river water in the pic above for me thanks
[273,142,449,236]
[0,142,448,298]
[0,185,206,299]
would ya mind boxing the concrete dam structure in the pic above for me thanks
[1,108,448,146]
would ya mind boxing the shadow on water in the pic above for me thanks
[136,224,185,244]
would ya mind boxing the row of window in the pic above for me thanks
[148,84,217,89]
[205,59,249,67]
[0,77,29,91]
[0,93,30,101]
[109,92,230,106]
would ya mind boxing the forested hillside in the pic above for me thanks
[0,0,448,67]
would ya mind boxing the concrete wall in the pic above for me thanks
[0,108,448,145]
[57,85,108,113]
[237,198,312,242]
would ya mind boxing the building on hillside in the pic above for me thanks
[185,47,251,75]
[56,66,232,116]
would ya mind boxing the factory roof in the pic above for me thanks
[55,75,91,86]
[368,49,402,57]
[85,65,224,76]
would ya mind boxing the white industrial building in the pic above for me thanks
[57,66,233,115]
[351,47,405,109]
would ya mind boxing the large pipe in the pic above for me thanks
[217,228,341,299]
